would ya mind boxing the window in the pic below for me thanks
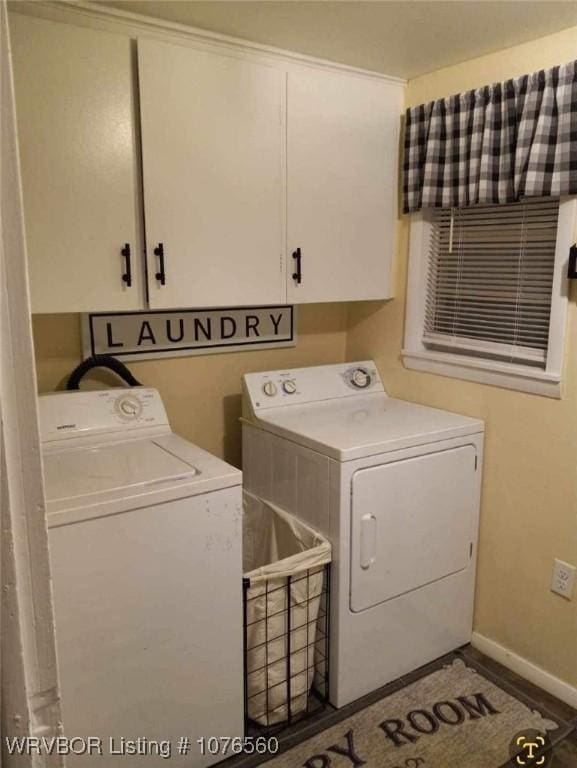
[403,197,577,397]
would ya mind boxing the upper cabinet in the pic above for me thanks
[11,14,144,313]
[286,68,401,303]
[138,39,285,308]
[10,11,404,313]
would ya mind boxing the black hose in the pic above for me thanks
[66,355,142,390]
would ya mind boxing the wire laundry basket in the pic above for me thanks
[243,563,331,734]
[241,492,331,734]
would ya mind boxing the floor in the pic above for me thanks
[222,644,577,768]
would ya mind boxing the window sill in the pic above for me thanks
[402,349,561,398]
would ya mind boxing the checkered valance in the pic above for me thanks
[403,60,577,213]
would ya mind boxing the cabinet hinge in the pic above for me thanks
[474,455,478,471]
[469,542,473,558]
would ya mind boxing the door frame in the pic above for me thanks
[1,4,61,765]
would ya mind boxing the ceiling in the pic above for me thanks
[90,1,577,79]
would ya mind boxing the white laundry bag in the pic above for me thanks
[243,492,331,726]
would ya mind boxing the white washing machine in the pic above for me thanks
[242,361,484,708]
[40,388,244,767]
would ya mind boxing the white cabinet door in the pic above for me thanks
[11,14,144,313]
[350,446,477,613]
[138,39,285,309]
[287,68,401,303]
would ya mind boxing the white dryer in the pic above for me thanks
[242,362,484,708]
[40,388,243,767]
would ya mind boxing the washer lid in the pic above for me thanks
[253,394,484,461]
[43,433,241,526]
[44,438,199,504]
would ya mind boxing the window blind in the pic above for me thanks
[423,198,560,367]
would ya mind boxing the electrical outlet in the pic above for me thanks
[551,559,576,600]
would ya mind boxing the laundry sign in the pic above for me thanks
[82,306,295,361]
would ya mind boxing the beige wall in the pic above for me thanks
[347,26,577,687]
[33,305,348,468]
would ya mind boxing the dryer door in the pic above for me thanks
[350,445,477,612]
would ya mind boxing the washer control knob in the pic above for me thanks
[352,368,371,389]
[282,379,297,395]
[115,394,143,420]
[262,381,277,397]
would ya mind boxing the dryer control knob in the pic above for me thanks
[262,381,277,397]
[282,379,297,395]
[352,368,371,389]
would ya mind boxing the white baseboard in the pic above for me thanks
[472,632,577,710]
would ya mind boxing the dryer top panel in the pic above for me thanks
[243,361,385,412]
[249,393,484,461]
[243,361,483,461]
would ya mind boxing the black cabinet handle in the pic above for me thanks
[121,243,132,287]
[292,247,302,284]
[568,244,577,278]
[154,242,166,285]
